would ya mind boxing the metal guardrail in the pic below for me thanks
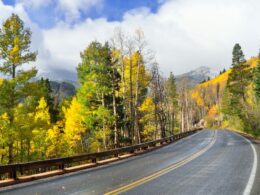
[0,128,202,181]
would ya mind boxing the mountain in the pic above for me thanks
[36,69,77,103]
[37,69,78,87]
[50,81,76,102]
[175,66,219,87]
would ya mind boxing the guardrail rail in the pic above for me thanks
[0,128,203,186]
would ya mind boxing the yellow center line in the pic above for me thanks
[104,130,217,195]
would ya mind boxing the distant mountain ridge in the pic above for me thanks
[36,70,77,102]
[37,69,78,87]
[50,81,76,102]
[175,66,219,87]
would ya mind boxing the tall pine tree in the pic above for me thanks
[227,44,252,113]
[232,43,245,67]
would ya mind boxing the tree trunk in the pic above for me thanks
[27,140,30,162]
[129,56,134,143]
[8,64,16,164]
[8,143,13,164]
[181,107,185,133]
[112,87,119,147]
[134,55,141,144]
[171,112,175,135]
[101,93,107,150]
[120,55,128,138]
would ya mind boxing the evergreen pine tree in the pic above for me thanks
[232,43,245,67]
[227,44,252,114]
[254,50,260,101]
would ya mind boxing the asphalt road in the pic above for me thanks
[0,129,258,195]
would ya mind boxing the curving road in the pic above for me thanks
[0,129,259,195]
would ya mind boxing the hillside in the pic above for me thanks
[50,81,76,102]
[0,78,76,102]
[191,57,259,123]
[196,57,258,88]
[175,66,219,87]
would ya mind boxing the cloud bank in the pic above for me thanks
[1,0,260,80]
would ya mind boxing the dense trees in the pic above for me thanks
[0,15,183,164]
[0,14,38,164]
[0,14,65,164]
[224,44,256,133]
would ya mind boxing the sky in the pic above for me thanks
[1,0,260,80]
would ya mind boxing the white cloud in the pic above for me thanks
[15,0,51,9]
[42,18,118,73]
[57,0,103,22]
[0,1,51,72]
[1,0,260,79]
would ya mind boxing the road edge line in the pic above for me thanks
[237,133,258,195]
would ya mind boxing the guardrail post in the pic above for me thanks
[59,162,65,170]
[10,167,17,180]
[130,149,135,154]
[142,146,148,150]
[92,158,97,163]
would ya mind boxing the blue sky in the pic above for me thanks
[3,0,162,28]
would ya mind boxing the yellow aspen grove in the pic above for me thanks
[139,97,156,141]
[31,98,51,159]
[123,51,150,143]
[64,97,86,154]
[45,121,68,158]
[0,113,10,164]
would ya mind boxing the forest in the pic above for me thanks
[0,14,259,165]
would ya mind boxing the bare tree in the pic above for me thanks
[179,79,190,132]
[150,63,167,138]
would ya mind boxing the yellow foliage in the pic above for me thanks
[191,91,204,106]
[121,52,150,97]
[35,97,50,125]
[197,57,257,88]
[191,57,258,115]
[45,121,68,158]
[246,83,256,106]
[139,97,156,141]
[0,112,9,121]
[208,105,218,118]
[139,97,154,112]
[198,70,230,88]
[64,97,86,153]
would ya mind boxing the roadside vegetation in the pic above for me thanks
[191,45,260,137]
[0,14,180,164]
[0,14,259,165]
